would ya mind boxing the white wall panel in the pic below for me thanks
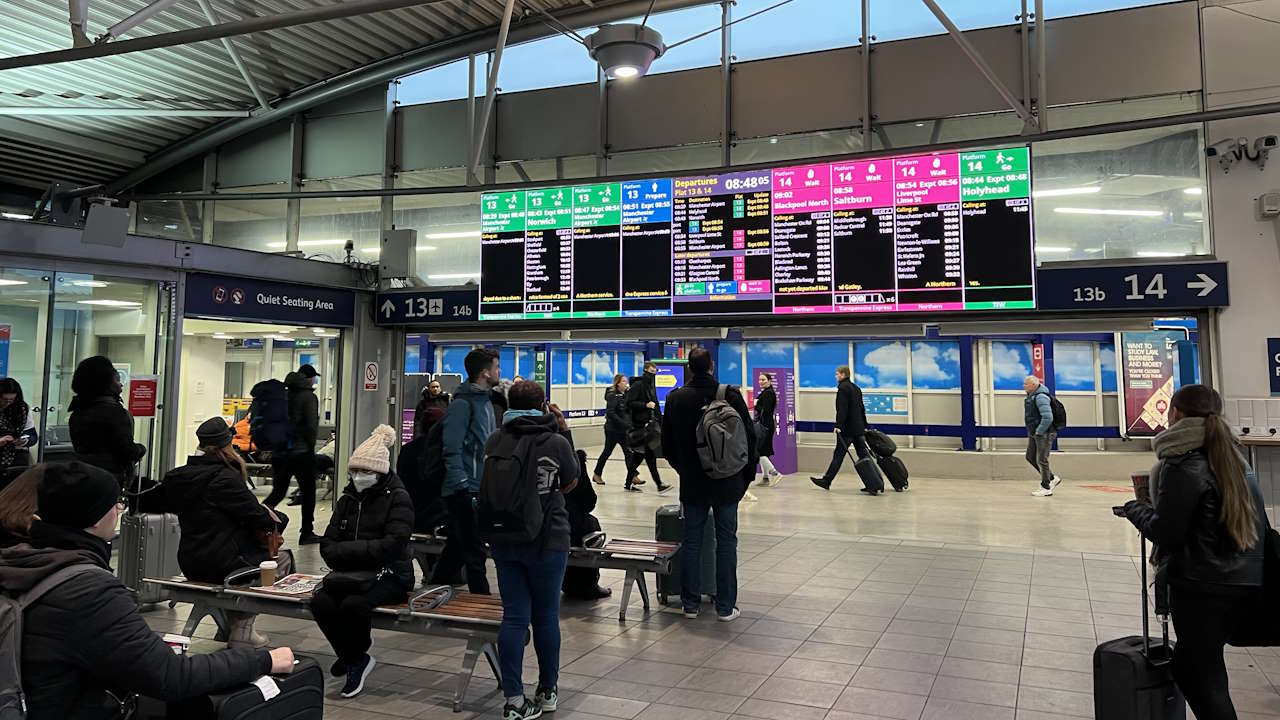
[871,26,1024,124]
[608,67,721,151]
[397,101,469,171]
[733,48,861,140]
[497,86,598,162]
[304,111,384,180]
[218,121,291,187]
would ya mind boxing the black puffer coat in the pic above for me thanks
[162,455,279,583]
[69,396,146,485]
[625,374,659,429]
[284,372,319,456]
[754,386,777,457]
[0,521,271,719]
[321,473,415,590]
[661,373,757,507]
[1126,449,1267,587]
[397,428,448,534]
[603,388,629,435]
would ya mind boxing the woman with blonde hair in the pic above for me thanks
[163,417,285,649]
[1122,383,1266,719]
[592,373,633,486]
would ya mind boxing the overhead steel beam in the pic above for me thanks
[101,0,183,42]
[921,0,1036,130]
[68,0,91,47]
[469,0,516,182]
[105,0,723,193]
[0,0,459,71]
[194,0,272,111]
[1036,0,1047,130]
[0,107,251,117]
[720,0,732,166]
[466,53,478,185]
[859,0,870,148]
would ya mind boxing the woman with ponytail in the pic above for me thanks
[1123,384,1266,719]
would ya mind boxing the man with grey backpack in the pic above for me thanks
[661,348,757,623]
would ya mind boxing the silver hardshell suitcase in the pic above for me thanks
[117,512,181,605]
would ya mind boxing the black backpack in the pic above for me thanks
[1049,394,1068,430]
[248,380,293,452]
[477,433,545,545]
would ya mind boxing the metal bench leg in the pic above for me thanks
[618,569,638,623]
[481,642,501,690]
[454,638,486,712]
[636,571,651,615]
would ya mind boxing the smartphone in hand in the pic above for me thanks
[1112,506,1127,517]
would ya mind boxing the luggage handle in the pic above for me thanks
[1136,529,1173,667]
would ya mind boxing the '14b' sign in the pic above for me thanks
[1036,262,1228,312]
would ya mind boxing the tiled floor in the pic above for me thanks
[142,456,1280,719]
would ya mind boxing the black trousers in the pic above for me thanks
[1170,583,1254,720]
[266,453,316,536]
[625,446,660,487]
[593,430,631,477]
[822,433,869,482]
[432,492,490,594]
[310,575,408,663]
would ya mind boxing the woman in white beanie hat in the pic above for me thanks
[311,424,415,699]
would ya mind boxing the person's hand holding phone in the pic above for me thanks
[548,403,568,432]
[646,401,656,409]
[0,436,12,447]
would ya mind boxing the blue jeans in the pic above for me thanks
[492,545,568,698]
[681,502,738,616]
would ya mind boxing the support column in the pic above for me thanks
[466,54,478,186]
[719,0,732,166]
[200,152,216,244]
[860,0,871,149]
[959,336,976,451]
[1035,0,1047,130]
[286,114,303,253]
[382,81,397,233]
[597,67,608,177]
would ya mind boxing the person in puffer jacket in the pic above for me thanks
[0,462,295,719]
[312,425,415,700]
[67,356,146,488]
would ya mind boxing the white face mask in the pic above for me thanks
[351,471,379,492]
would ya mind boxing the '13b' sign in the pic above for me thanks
[1035,262,1228,312]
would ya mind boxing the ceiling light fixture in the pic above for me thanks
[424,231,480,240]
[427,272,481,280]
[0,279,29,286]
[1053,207,1164,218]
[77,299,142,307]
[71,280,109,288]
[1032,186,1102,198]
[1183,187,1203,196]
[585,23,665,80]
[1136,250,1186,258]
[1,212,33,220]
[1035,246,1074,254]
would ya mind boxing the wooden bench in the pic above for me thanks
[147,577,506,711]
[411,532,680,622]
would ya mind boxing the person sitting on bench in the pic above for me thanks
[398,405,449,584]
[163,417,287,649]
[0,461,295,717]
[312,425,414,700]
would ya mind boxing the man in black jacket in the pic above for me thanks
[661,348,756,622]
[811,365,870,491]
[623,362,671,493]
[0,462,294,718]
[266,364,321,544]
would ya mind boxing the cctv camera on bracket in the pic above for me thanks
[1254,135,1277,170]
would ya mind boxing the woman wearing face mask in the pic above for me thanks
[1121,384,1266,719]
[0,377,38,479]
[311,425,414,700]
[67,356,146,487]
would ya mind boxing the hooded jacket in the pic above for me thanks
[1024,384,1054,435]
[441,382,496,496]
[162,455,278,583]
[284,372,319,455]
[0,521,271,719]
[661,372,758,507]
[68,396,146,484]
[397,425,449,534]
[483,413,575,553]
[321,472,415,590]
[625,373,660,429]
[603,387,630,435]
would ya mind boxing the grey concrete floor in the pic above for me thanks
[140,454,1280,719]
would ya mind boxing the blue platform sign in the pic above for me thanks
[1269,338,1280,396]
[185,273,355,326]
[1036,261,1228,312]
[376,289,479,325]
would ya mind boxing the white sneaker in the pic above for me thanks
[1050,475,1062,490]
[1032,486,1054,497]
[717,608,741,622]
[743,491,758,502]
[683,608,699,619]
[769,472,782,486]
[757,476,771,487]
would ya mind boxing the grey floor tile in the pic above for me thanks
[892,606,962,625]
[702,649,789,675]
[793,640,873,665]
[774,657,860,685]
[809,626,882,648]
[1018,666,1092,694]
[823,614,892,633]
[1020,648,1093,673]
[584,678,672,703]
[873,633,951,656]
[945,640,1023,665]
[658,687,747,713]
[725,633,806,657]
[1231,688,1280,715]
[562,651,633,678]
[937,656,1021,685]
[927,675,1017,707]
[604,659,693,687]
[847,666,936,696]
[678,667,772,697]
[736,698,832,720]
[862,648,944,674]
[958,612,1026,632]
[885,619,956,640]
[635,703,730,720]
[765,606,835,625]
[921,697,1015,720]
[743,619,819,641]
[950,625,1023,648]
[832,687,929,720]
[1015,686,1093,718]
[752,676,846,709]
[1022,633,1097,655]
[557,693,651,719]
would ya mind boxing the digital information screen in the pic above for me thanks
[479,147,1034,321]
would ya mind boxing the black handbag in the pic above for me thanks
[1229,526,1280,647]
[321,569,380,594]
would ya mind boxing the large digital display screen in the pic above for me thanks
[479,147,1034,320]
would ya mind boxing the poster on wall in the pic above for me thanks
[0,324,9,378]
[864,393,909,416]
[1119,331,1183,437]
[127,375,158,418]
[756,367,797,475]
[113,363,131,398]
[652,360,686,411]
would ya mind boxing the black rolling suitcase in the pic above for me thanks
[876,454,909,492]
[847,442,884,495]
[655,504,715,605]
[1093,532,1184,720]
[172,656,324,720]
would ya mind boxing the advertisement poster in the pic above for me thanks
[652,360,686,411]
[1120,331,1182,437]
[127,375,158,418]
[401,409,416,445]
[0,324,9,378]
[756,367,797,475]
[864,392,909,416]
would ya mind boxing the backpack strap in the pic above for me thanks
[17,564,106,610]
[716,384,728,402]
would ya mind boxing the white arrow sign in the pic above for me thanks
[1187,273,1218,297]
[380,299,396,318]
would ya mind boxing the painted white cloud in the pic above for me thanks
[859,341,908,388]
[992,342,1032,384]
[1053,342,1096,391]
[1100,345,1116,373]
[910,342,959,388]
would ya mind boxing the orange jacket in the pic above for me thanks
[232,416,255,452]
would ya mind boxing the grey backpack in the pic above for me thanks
[695,385,750,479]
[1,564,104,719]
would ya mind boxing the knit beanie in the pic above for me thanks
[38,462,120,529]
[348,424,396,474]
[196,416,233,448]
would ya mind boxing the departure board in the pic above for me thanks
[478,146,1034,321]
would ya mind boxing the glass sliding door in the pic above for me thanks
[0,268,51,462]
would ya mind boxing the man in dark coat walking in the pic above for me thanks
[265,364,321,544]
[811,365,870,490]
[661,348,756,622]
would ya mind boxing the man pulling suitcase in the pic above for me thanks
[810,365,874,493]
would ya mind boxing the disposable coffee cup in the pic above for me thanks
[1131,473,1151,503]
[259,560,278,587]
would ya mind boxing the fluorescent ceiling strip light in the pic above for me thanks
[71,280,109,287]
[265,239,350,249]
[1036,246,1074,253]
[1136,250,1186,258]
[0,279,29,286]
[424,231,480,240]
[1,212,33,220]
[1053,207,1164,218]
[77,299,141,307]
[427,272,481,280]
[1032,186,1101,198]
[1183,187,1203,195]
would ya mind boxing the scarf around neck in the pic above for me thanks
[1153,416,1206,459]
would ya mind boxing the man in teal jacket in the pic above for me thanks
[432,348,500,593]
[1024,375,1061,497]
